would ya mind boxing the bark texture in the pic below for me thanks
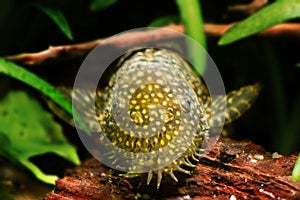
[44,137,300,200]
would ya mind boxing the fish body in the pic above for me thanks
[49,48,260,188]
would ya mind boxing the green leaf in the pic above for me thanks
[176,0,206,75]
[292,153,300,181]
[33,2,73,40]
[148,15,179,27]
[219,0,300,45]
[89,0,118,12]
[0,58,91,136]
[0,90,80,184]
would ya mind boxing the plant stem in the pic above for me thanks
[176,0,206,75]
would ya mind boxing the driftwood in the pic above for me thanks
[6,22,300,67]
[43,136,300,200]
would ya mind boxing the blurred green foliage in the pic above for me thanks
[0,58,91,135]
[293,153,300,181]
[33,1,73,40]
[0,89,79,184]
[176,0,206,75]
[89,0,118,12]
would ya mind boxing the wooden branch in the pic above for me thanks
[44,137,300,200]
[4,25,184,66]
[5,23,300,68]
[204,23,300,39]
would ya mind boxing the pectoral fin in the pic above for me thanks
[44,87,103,132]
[207,83,261,127]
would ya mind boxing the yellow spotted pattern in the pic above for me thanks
[47,48,260,189]
[93,49,259,188]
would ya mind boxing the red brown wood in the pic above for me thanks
[44,137,300,200]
